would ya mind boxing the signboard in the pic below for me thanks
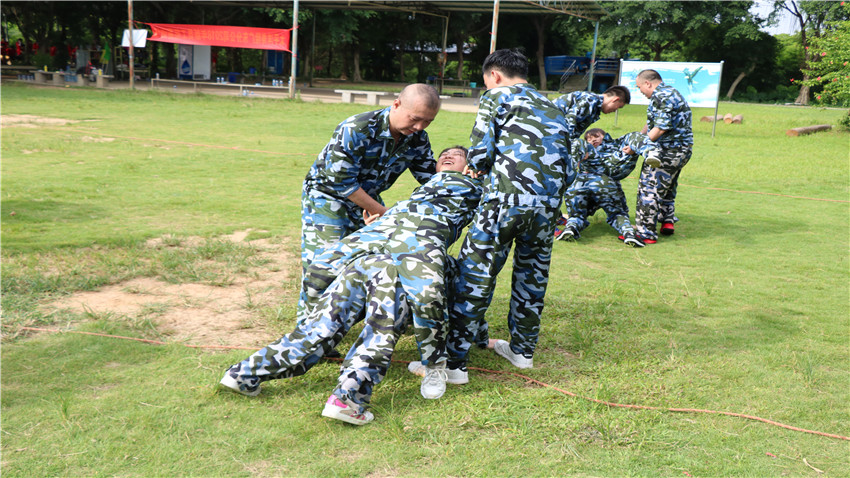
[618,60,724,108]
[122,29,147,48]
[147,23,291,52]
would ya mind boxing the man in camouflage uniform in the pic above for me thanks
[634,69,693,244]
[221,148,482,425]
[300,83,440,314]
[557,128,657,247]
[553,85,632,140]
[446,49,573,374]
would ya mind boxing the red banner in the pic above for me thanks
[146,23,290,51]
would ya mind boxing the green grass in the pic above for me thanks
[2,83,849,476]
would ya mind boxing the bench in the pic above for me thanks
[334,89,389,105]
[30,70,96,87]
[31,70,50,84]
[95,74,114,88]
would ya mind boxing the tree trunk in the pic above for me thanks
[165,43,176,78]
[532,17,547,91]
[795,82,810,105]
[352,43,362,82]
[454,32,465,80]
[397,48,405,82]
[726,63,755,99]
[786,124,832,136]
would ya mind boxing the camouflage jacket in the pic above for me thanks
[552,91,604,140]
[469,83,573,209]
[647,83,693,148]
[303,107,436,202]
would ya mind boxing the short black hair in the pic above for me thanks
[585,128,605,139]
[604,85,631,105]
[637,69,662,82]
[482,48,528,79]
[439,145,468,157]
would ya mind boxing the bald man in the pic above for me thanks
[299,83,441,316]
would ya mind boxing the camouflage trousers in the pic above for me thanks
[563,173,633,237]
[303,213,454,365]
[223,253,410,413]
[299,188,369,316]
[635,146,692,240]
[448,200,559,367]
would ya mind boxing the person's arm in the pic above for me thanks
[647,126,666,142]
[467,91,501,173]
[347,187,388,216]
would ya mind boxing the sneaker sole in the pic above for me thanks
[660,226,675,236]
[321,405,372,425]
[623,237,645,248]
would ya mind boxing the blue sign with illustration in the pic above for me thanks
[619,60,724,108]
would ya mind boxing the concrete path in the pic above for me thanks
[11,77,481,114]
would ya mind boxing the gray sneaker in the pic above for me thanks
[219,373,261,397]
[644,150,662,168]
[556,226,578,242]
[492,340,533,369]
[622,234,645,248]
[407,361,469,385]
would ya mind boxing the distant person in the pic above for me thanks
[555,128,658,247]
[553,85,633,140]
[442,49,573,379]
[299,83,441,315]
[633,69,693,243]
[221,147,482,425]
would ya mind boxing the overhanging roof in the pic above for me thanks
[211,1,608,21]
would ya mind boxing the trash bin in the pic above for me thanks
[228,72,239,83]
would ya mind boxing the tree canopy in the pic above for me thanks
[1,0,845,106]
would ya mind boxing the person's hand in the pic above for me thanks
[462,165,483,179]
[362,209,381,225]
[622,146,635,155]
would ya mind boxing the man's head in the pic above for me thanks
[388,83,440,139]
[481,48,528,90]
[435,145,468,173]
[636,69,663,99]
[601,85,631,114]
[584,128,605,148]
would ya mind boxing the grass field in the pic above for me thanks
[1,82,848,476]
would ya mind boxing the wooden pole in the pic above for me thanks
[128,0,134,90]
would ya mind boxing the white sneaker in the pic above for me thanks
[321,395,374,425]
[420,363,447,399]
[407,361,469,385]
[492,340,533,369]
[219,373,261,397]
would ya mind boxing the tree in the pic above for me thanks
[801,2,850,107]
[598,1,749,61]
[677,3,775,100]
[775,0,848,104]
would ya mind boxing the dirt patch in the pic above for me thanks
[45,230,297,349]
[1,114,81,127]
